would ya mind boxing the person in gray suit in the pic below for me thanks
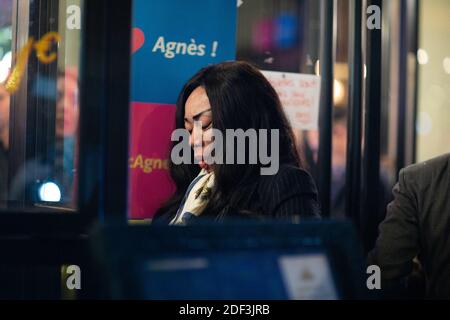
[369,153,450,299]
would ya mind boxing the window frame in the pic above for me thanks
[0,0,131,236]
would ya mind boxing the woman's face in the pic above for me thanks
[56,72,79,138]
[184,86,214,169]
[0,85,10,131]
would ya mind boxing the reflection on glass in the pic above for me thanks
[237,0,319,74]
[0,0,82,212]
[237,0,322,209]
[237,0,398,223]
[0,83,9,206]
[0,0,12,209]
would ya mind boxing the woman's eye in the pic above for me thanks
[202,123,212,130]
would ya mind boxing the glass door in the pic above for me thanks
[0,0,131,234]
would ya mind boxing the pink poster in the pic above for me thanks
[129,102,176,219]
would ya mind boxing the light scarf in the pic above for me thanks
[170,169,215,225]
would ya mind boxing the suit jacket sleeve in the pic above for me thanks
[369,168,420,281]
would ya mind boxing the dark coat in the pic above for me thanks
[154,164,321,224]
[369,153,450,299]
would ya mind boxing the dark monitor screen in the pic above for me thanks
[92,221,367,300]
[135,249,339,300]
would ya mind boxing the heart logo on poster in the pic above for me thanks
[132,28,145,54]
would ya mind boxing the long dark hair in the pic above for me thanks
[154,61,301,222]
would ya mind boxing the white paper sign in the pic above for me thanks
[262,71,321,130]
[278,254,338,300]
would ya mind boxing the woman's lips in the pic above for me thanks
[199,161,208,170]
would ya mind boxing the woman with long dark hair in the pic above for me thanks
[154,61,321,225]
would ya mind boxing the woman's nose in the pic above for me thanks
[189,127,203,148]
[189,132,194,147]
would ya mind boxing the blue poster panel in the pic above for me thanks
[131,0,237,104]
